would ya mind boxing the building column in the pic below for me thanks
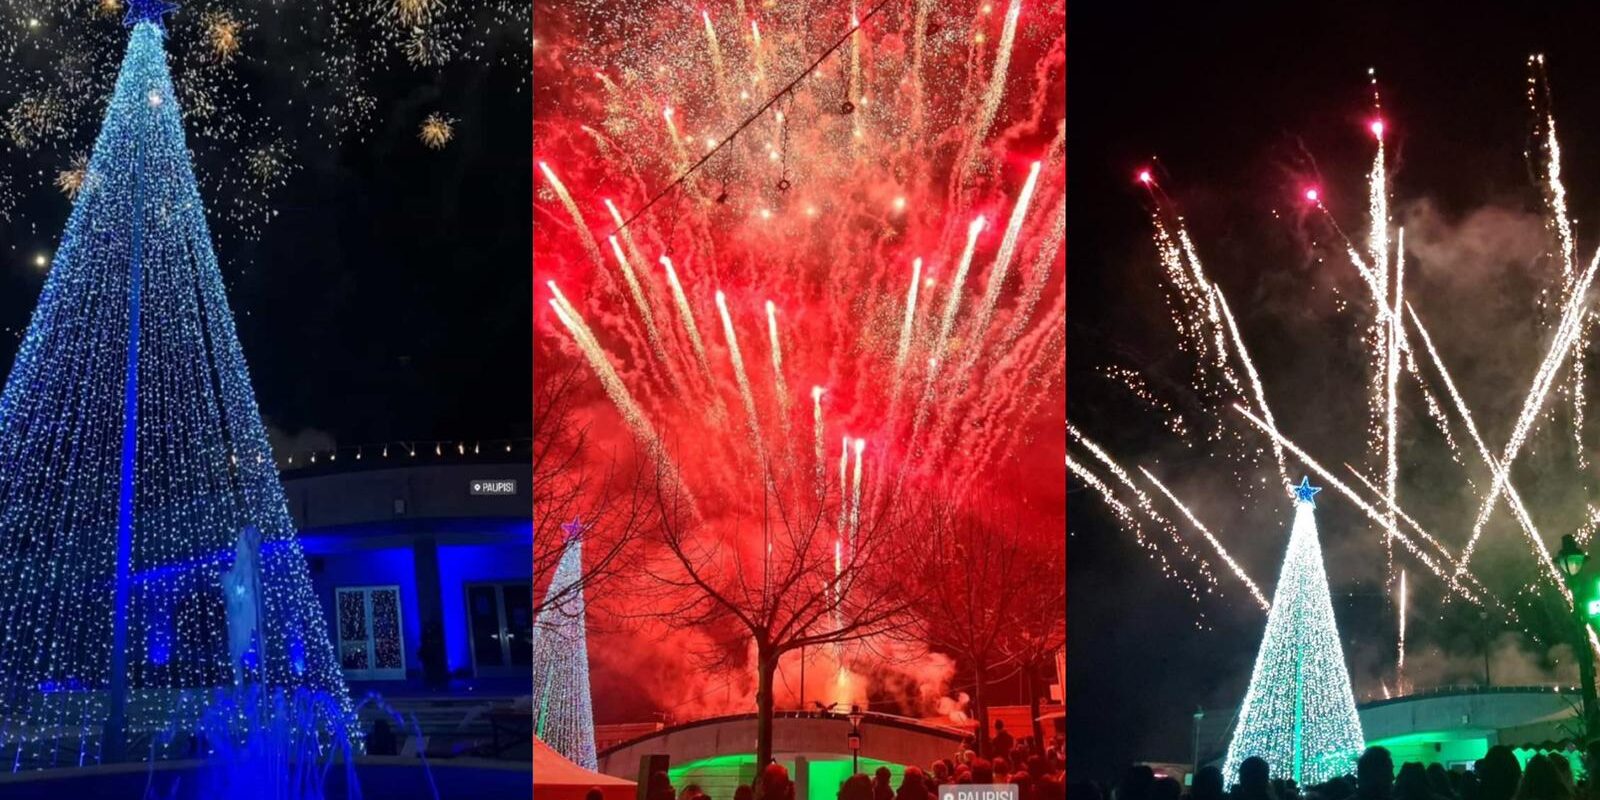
[413,535,444,675]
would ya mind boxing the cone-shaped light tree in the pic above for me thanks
[0,1,349,764]
[532,518,598,769]
[1223,478,1364,785]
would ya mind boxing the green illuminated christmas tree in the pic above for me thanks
[1223,478,1364,785]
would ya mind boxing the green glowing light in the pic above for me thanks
[670,754,909,800]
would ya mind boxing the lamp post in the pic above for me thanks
[1557,534,1599,741]
[847,704,865,775]
[1191,707,1205,777]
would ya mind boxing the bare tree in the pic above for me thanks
[533,360,656,621]
[641,457,917,773]
[891,497,1065,757]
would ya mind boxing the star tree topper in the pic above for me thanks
[561,517,589,543]
[124,0,179,29]
[1292,476,1323,506]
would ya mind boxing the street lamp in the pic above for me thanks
[847,704,865,775]
[1558,534,1599,741]
[1191,707,1205,777]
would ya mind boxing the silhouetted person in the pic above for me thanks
[993,720,1015,760]
[1480,746,1523,800]
[1120,765,1156,800]
[683,784,707,800]
[367,717,398,756]
[648,771,677,800]
[736,786,755,800]
[899,767,936,800]
[972,759,995,785]
[1234,757,1276,800]
[1516,752,1568,800]
[1460,772,1481,800]
[1152,777,1182,800]
[1395,763,1436,800]
[1426,765,1457,800]
[1516,755,1571,800]
[1550,757,1575,792]
[842,774,875,800]
[876,767,897,800]
[587,789,605,800]
[1070,782,1104,800]
[1358,747,1396,800]
[419,618,448,691]
[760,763,796,800]
[1189,766,1224,800]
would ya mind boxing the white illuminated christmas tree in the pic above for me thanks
[532,518,598,769]
[1223,478,1364,785]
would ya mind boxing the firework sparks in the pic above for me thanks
[536,0,1064,716]
[1138,466,1269,611]
[419,113,456,149]
[54,154,88,199]
[203,11,246,64]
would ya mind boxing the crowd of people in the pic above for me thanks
[608,725,1068,800]
[1071,744,1600,800]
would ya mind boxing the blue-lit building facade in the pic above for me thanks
[281,459,532,692]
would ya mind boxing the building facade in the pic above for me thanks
[283,458,531,693]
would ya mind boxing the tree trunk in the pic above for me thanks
[756,645,779,779]
[1027,663,1045,757]
[973,666,989,758]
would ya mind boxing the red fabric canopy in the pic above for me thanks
[535,736,637,800]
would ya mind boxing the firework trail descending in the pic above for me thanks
[1456,246,1600,582]
[536,0,1064,714]
[1137,466,1269,611]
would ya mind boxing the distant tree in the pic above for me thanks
[891,497,1065,757]
[533,360,656,621]
[641,455,917,773]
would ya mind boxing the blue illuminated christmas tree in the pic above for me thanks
[0,2,349,764]
[1223,479,1364,786]
[532,518,598,769]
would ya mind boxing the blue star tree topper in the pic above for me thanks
[124,0,178,29]
[1292,476,1323,506]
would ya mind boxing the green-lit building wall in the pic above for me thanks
[670,754,909,800]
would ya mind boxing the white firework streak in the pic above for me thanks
[1532,56,1589,466]
[1341,464,1462,572]
[1457,246,1600,580]
[1067,455,1196,585]
[1212,286,1289,492]
[1233,405,1494,608]
[1137,466,1269,610]
[1068,426,1209,574]
[1385,228,1404,591]
[1405,303,1564,593]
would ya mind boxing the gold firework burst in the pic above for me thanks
[418,113,454,149]
[4,94,67,150]
[55,155,88,200]
[96,0,122,18]
[387,0,439,27]
[246,143,290,186]
[404,26,452,67]
[204,11,245,63]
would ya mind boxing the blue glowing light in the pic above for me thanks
[1292,476,1322,506]
[0,20,350,764]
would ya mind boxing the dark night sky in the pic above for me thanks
[1070,2,1600,779]
[0,26,531,452]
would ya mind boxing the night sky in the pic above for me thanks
[1070,3,1600,778]
[0,24,531,453]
